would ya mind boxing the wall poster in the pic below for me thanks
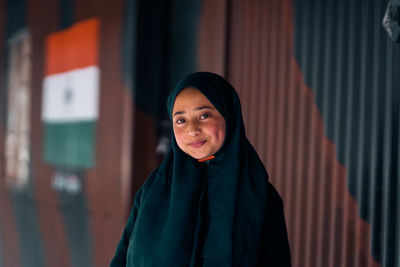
[4,29,32,188]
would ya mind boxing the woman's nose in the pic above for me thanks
[187,121,201,136]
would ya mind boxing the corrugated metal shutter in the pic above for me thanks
[199,0,400,266]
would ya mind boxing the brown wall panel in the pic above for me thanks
[131,108,159,197]
[0,1,24,267]
[74,0,131,266]
[0,3,22,266]
[27,0,72,266]
[0,191,22,267]
[120,88,134,217]
[198,0,228,75]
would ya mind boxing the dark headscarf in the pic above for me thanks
[111,72,291,267]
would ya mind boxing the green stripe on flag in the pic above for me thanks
[43,121,96,168]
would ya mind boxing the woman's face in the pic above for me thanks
[172,87,226,160]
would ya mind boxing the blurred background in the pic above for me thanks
[0,0,399,266]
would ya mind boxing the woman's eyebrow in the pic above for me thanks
[173,111,184,117]
[194,105,214,111]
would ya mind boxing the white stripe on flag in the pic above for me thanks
[42,66,99,122]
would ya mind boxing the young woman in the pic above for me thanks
[110,72,291,266]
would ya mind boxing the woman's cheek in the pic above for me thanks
[173,127,185,145]
[210,122,225,140]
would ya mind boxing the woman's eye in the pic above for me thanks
[200,113,210,120]
[176,118,186,124]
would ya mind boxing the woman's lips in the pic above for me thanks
[188,140,206,148]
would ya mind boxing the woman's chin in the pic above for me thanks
[186,150,210,160]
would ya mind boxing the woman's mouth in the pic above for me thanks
[188,140,206,148]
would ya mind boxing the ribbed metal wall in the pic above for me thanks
[0,0,130,266]
[207,0,400,266]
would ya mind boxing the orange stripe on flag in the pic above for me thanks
[45,18,100,75]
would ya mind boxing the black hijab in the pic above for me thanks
[111,72,291,267]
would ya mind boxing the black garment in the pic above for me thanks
[110,72,291,266]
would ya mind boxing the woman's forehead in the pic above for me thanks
[173,88,213,108]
